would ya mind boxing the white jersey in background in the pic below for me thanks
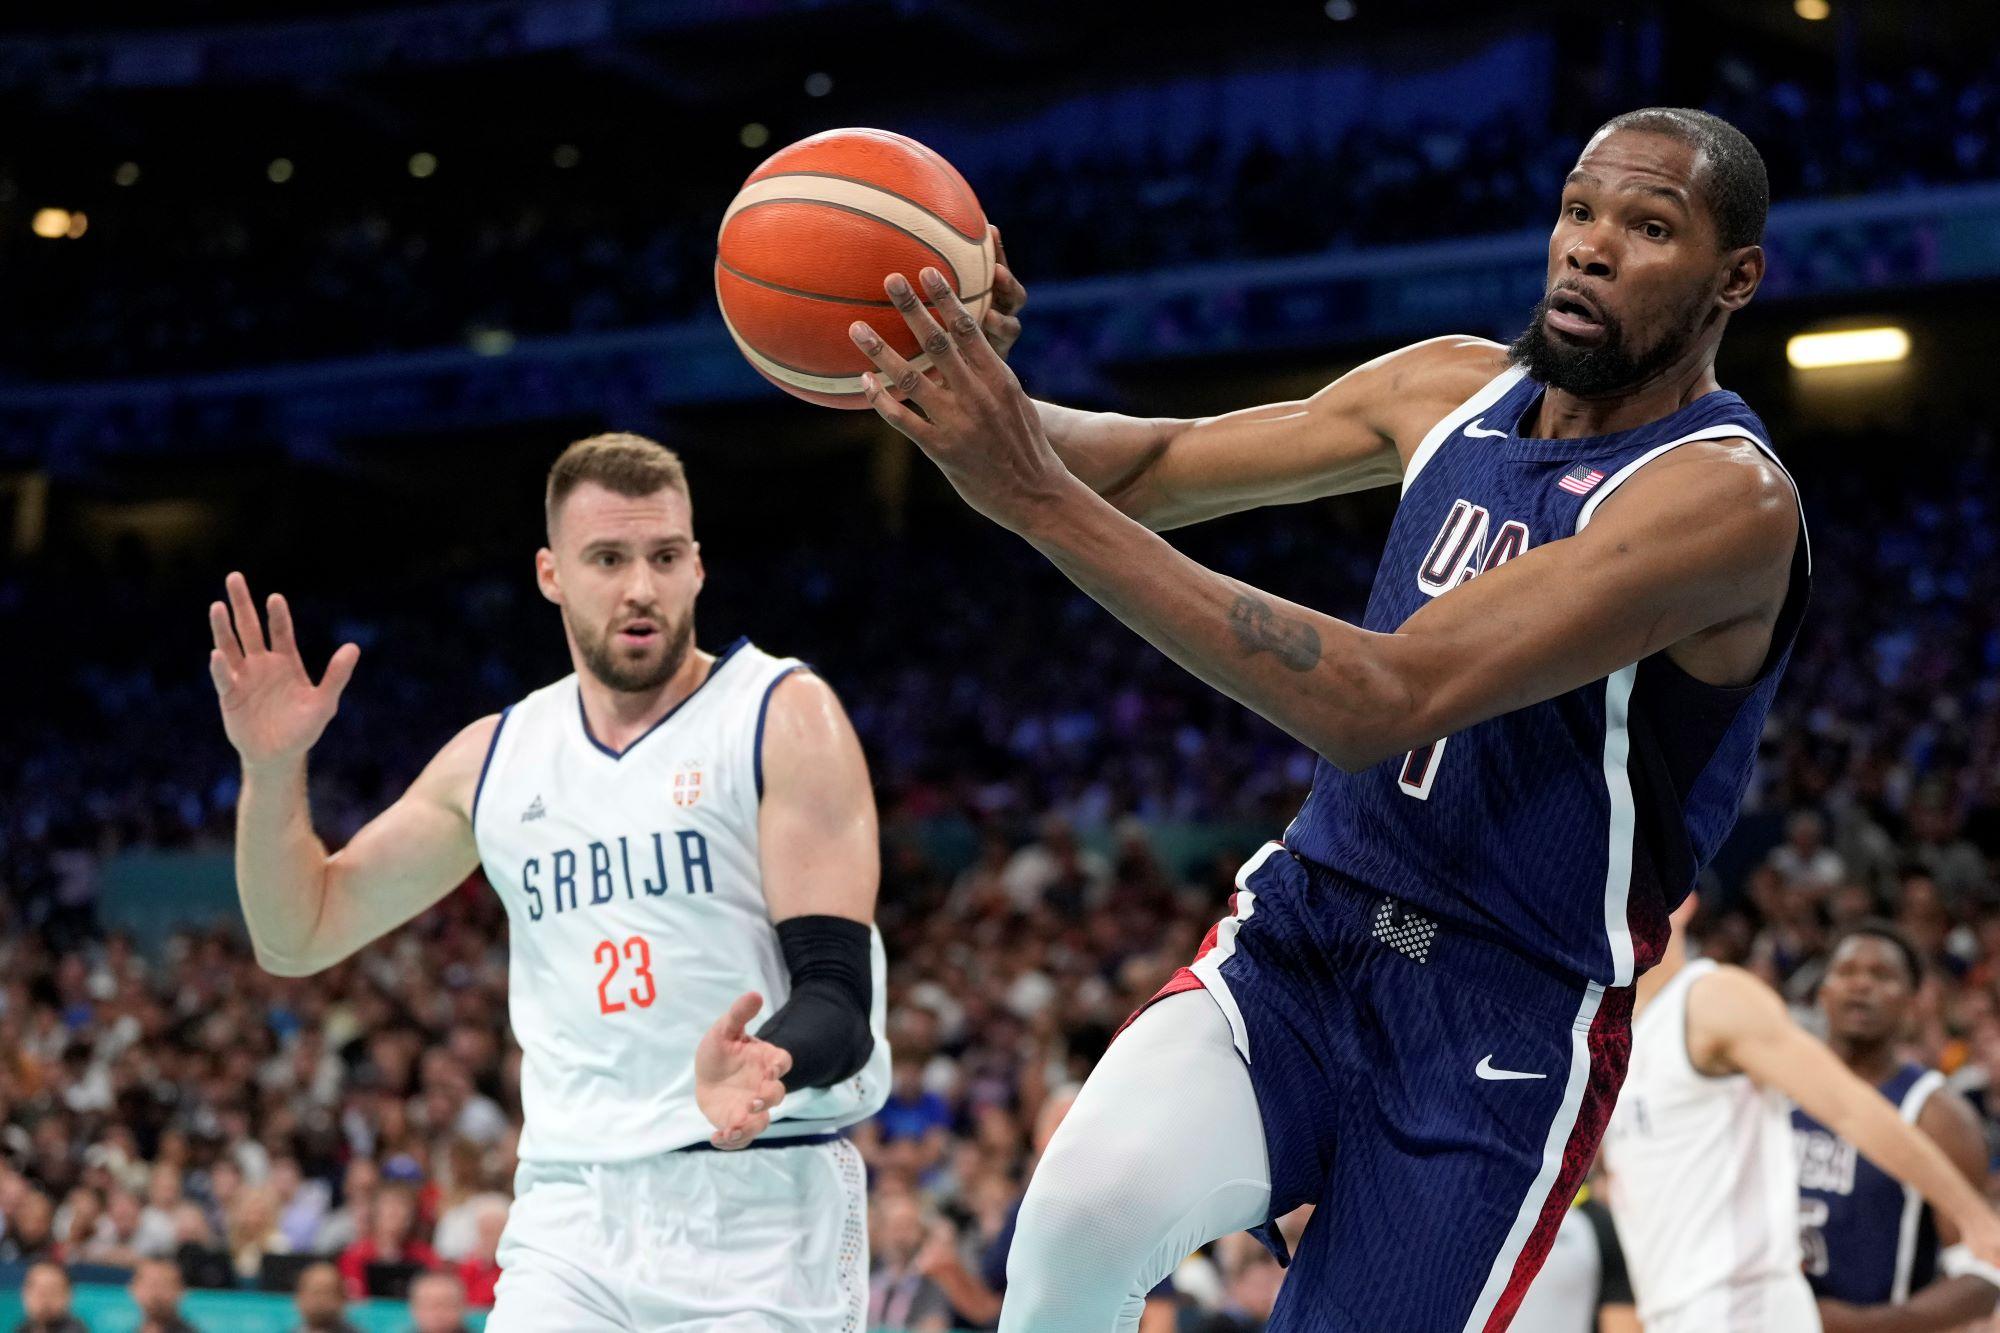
[1601,958,1819,1332]
[473,637,891,1163]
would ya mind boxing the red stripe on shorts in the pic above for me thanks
[1482,983,1634,1331]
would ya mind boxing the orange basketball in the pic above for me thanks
[716,128,996,409]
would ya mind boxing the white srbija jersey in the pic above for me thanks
[1602,959,1808,1328]
[472,638,890,1163]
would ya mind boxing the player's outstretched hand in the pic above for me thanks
[982,224,1025,361]
[695,991,792,1151]
[848,264,1082,536]
[208,571,360,771]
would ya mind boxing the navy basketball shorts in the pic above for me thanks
[1146,841,1634,1332]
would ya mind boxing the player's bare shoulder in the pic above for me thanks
[415,713,506,820]
[1360,336,1514,463]
[757,668,867,780]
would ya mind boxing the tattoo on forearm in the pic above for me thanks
[1228,596,1322,672]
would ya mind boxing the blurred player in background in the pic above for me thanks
[1798,923,2000,1333]
[208,434,889,1331]
[1601,899,2000,1332]
[853,104,1822,1329]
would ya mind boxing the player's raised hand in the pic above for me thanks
[982,225,1026,361]
[848,265,1081,536]
[208,571,360,771]
[695,991,792,1150]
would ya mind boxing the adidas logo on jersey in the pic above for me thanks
[522,796,546,823]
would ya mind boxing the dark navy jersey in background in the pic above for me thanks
[1795,1063,1947,1303]
[1284,364,1812,986]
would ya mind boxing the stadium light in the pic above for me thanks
[268,158,295,184]
[31,208,70,239]
[409,152,438,179]
[114,161,140,187]
[804,72,833,97]
[740,123,770,149]
[1786,327,1910,370]
[1794,0,1829,19]
[552,144,580,169]
[66,211,88,239]
[1325,0,1357,17]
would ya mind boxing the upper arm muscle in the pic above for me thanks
[1129,337,1506,530]
[758,672,878,924]
[310,715,494,967]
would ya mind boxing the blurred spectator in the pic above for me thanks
[0,1191,55,1263]
[336,1183,438,1298]
[77,1186,149,1266]
[1766,810,1845,891]
[172,1199,233,1290]
[315,1159,380,1258]
[854,1055,953,1185]
[451,1197,508,1309]
[293,1260,359,1333]
[10,1262,85,1333]
[128,1256,197,1333]
[1187,1233,1282,1333]
[406,1270,471,1333]
[867,1190,953,1333]
[227,1182,292,1283]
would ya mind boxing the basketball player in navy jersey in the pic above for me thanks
[848,107,2000,1329]
[1800,923,2000,1333]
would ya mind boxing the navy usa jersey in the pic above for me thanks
[1795,1063,1946,1303]
[1284,364,1810,986]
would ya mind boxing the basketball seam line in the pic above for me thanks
[725,196,967,286]
[717,258,992,310]
[737,169,986,244]
[715,300,913,388]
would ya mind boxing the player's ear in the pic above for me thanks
[535,548,562,605]
[691,541,705,592]
[1717,244,1764,312]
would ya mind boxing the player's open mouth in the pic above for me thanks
[616,623,660,645]
[1544,289,1607,341]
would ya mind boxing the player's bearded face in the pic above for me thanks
[1507,277,1713,398]
[570,598,696,693]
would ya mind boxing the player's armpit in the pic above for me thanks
[756,670,878,925]
[1371,438,1799,761]
[1037,335,1504,531]
[279,714,495,975]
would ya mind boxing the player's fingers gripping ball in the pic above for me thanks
[716,127,997,408]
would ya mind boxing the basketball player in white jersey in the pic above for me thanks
[1600,897,2000,1333]
[207,433,891,1330]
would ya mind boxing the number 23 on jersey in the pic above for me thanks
[595,936,657,1014]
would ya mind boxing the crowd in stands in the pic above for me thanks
[11,46,2000,381]
[0,403,1996,1328]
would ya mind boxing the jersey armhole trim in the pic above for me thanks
[753,664,810,800]
[1574,423,1812,575]
[469,705,514,837]
[1400,364,1528,496]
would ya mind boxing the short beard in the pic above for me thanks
[1507,288,1712,399]
[572,607,695,694]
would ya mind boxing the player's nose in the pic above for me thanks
[1563,231,1614,279]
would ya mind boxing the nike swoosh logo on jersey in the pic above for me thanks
[1475,1055,1547,1081]
[1462,419,1508,438]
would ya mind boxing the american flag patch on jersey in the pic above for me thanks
[1557,463,1607,496]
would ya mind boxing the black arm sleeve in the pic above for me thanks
[756,915,875,1092]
